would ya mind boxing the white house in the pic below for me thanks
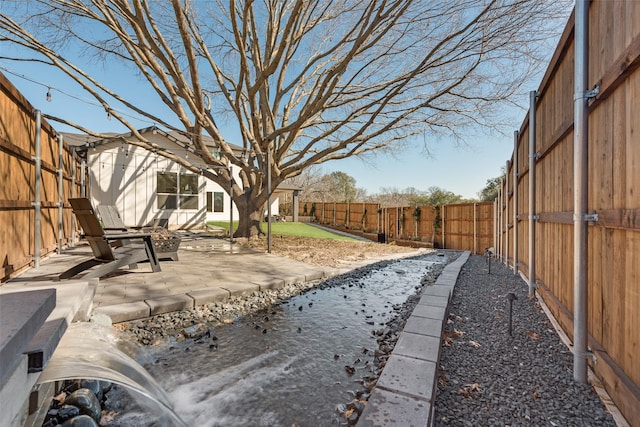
[64,127,297,229]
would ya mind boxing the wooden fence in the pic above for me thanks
[0,72,85,282]
[297,201,493,255]
[496,3,640,425]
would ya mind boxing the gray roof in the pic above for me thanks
[62,126,242,153]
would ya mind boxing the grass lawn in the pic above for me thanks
[207,221,359,241]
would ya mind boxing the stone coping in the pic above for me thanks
[0,280,95,427]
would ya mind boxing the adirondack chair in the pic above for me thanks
[95,205,128,233]
[59,198,161,280]
[96,204,180,261]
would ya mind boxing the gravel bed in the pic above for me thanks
[434,255,617,426]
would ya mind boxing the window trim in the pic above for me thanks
[157,171,199,210]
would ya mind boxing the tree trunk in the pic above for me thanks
[233,189,267,238]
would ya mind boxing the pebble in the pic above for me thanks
[433,255,617,426]
[107,254,450,425]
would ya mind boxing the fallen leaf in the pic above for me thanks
[527,331,541,340]
[532,387,541,400]
[458,382,481,398]
[438,374,447,387]
[465,383,481,392]
[100,411,119,424]
[458,388,472,398]
[53,392,66,404]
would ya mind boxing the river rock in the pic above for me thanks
[79,379,103,402]
[64,388,101,423]
[53,404,80,421]
[182,323,209,340]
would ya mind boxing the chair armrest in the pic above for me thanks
[104,233,153,240]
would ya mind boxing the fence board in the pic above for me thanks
[495,2,640,422]
[305,201,491,254]
[0,72,84,281]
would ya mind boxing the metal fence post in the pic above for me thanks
[505,161,509,266]
[33,110,42,268]
[513,131,519,275]
[529,90,538,298]
[58,134,64,253]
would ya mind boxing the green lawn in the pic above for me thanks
[207,221,359,241]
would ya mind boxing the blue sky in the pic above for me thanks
[323,135,514,199]
[0,2,573,200]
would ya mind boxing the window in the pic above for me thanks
[157,172,199,210]
[213,192,224,212]
[206,192,224,213]
[157,172,177,209]
[179,173,198,209]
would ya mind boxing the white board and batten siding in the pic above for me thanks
[86,141,245,229]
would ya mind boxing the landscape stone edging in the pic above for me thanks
[357,250,471,427]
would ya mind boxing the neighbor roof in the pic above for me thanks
[63,126,242,153]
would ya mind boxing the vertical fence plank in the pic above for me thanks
[0,73,84,281]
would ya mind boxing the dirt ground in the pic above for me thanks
[235,234,419,268]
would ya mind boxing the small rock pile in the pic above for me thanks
[42,380,111,427]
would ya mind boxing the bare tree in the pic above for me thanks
[377,187,410,208]
[282,165,325,200]
[0,0,571,237]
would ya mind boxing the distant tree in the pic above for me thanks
[290,169,366,203]
[354,187,368,202]
[377,187,411,207]
[283,165,325,200]
[416,186,464,206]
[1,1,572,237]
[478,176,503,201]
[321,171,357,203]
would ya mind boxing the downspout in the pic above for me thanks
[513,131,519,274]
[574,0,595,384]
[33,110,42,268]
[528,90,538,298]
[58,134,64,253]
